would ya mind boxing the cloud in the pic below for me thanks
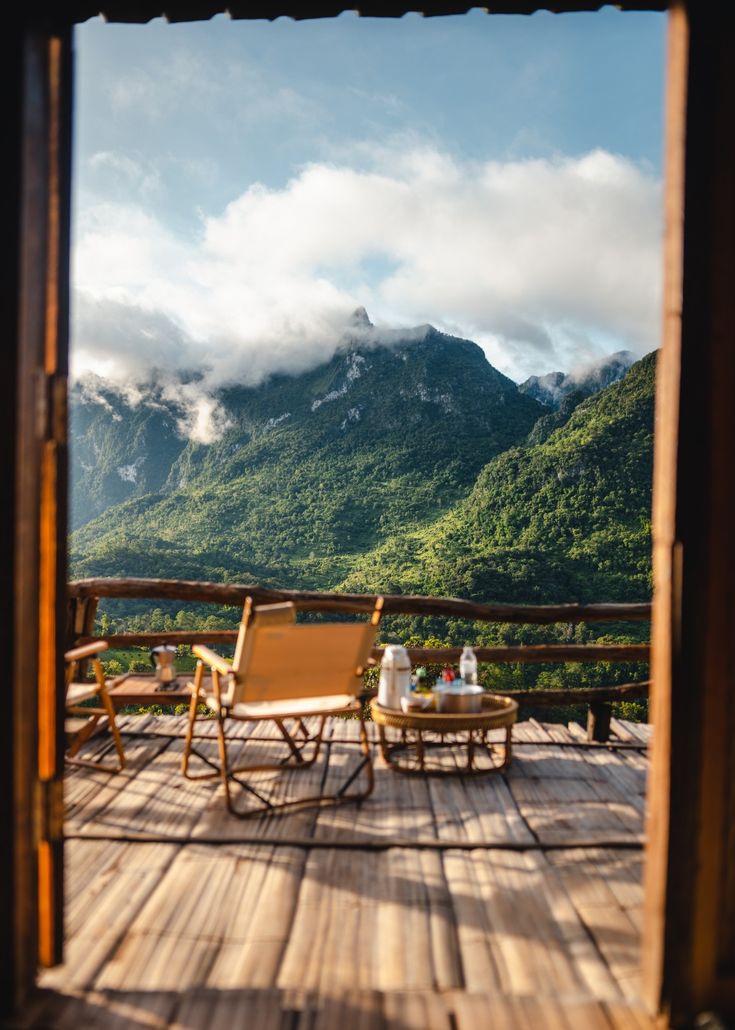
[107,46,320,131]
[88,151,162,196]
[72,145,662,438]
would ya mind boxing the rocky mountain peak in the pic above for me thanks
[519,349,638,409]
[348,306,373,329]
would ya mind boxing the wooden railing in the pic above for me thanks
[67,578,651,742]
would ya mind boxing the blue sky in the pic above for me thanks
[73,9,665,437]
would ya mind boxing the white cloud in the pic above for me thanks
[72,145,662,437]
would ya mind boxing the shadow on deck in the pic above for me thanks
[25,715,653,1028]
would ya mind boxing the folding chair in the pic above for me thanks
[65,640,126,772]
[182,596,383,816]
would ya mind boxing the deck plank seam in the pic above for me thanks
[62,831,646,851]
[427,759,467,993]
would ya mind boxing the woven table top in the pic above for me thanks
[369,693,518,733]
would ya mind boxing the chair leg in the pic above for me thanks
[335,709,374,802]
[216,707,234,813]
[274,718,306,765]
[87,658,126,772]
[65,707,123,774]
[181,660,221,780]
[181,681,199,776]
[66,656,127,774]
[227,716,328,775]
[99,685,126,771]
[217,710,275,817]
[66,712,102,758]
[202,710,373,820]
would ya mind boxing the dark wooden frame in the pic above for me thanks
[643,4,735,1022]
[2,1,734,1023]
[1,11,71,1014]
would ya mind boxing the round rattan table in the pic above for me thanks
[369,693,518,775]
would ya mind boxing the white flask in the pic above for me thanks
[459,646,478,686]
[378,645,412,710]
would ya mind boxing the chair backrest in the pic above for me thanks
[64,640,108,697]
[230,597,383,706]
[231,598,295,672]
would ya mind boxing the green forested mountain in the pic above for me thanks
[70,387,188,530]
[340,351,655,607]
[70,319,654,626]
[70,333,654,707]
[70,322,545,588]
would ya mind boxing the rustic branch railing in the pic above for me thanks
[67,578,651,743]
[68,577,651,623]
[77,632,649,666]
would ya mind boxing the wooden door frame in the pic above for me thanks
[644,2,735,1022]
[0,12,72,1017]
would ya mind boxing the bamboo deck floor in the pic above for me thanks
[25,714,654,1028]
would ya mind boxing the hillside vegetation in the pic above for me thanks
[342,351,655,607]
[70,326,654,706]
[71,326,545,588]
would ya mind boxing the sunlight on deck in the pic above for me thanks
[27,715,653,1028]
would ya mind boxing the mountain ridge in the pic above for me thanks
[519,350,635,409]
[70,319,654,620]
[70,320,545,586]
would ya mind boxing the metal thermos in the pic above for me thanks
[377,645,412,710]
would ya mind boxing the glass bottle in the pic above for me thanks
[459,646,478,686]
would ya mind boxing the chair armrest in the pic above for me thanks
[65,640,109,663]
[192,645,233,677]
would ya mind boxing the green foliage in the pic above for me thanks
[612,700,649,723]
[70,330,544,591]
[70,342,656,712]
[127,658,151,673]
[102,659,125,677]
[343,352,655,608]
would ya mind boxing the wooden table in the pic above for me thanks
[107,672,200,710]
[369,694,518,775]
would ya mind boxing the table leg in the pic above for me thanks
[377,724,391,766]
[466,730,475,772]
[504,725,513,768]
[415,731,425,771]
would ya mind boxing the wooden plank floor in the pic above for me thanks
[25,716,654,1028]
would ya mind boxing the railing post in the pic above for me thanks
[587,702,612,743]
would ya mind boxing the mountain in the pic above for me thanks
[70,318,545,587]
[340,350,655,606]
[519,350,635,409]
[70,380,189,529]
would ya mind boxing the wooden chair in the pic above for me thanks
[182,596,384,817]
[65,641,126,772]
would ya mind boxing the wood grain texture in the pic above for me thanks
[644,3,735,1022]
[28,714,652,1028]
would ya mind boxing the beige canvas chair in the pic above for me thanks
[182,596,384,817]
[65,640,126,772]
